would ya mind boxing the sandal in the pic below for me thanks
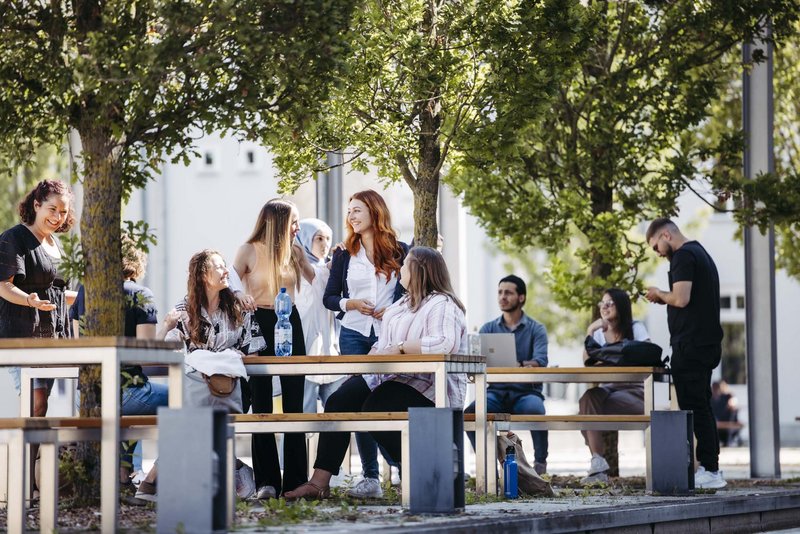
[283,481,331,501]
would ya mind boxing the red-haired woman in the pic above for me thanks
[322,189,409,499]
[0,180,77,417]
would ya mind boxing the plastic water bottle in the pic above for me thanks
[504,445,518,499]
[274,288,293,357]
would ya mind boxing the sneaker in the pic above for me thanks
[346,477,383,499]
[252,485,277,500]
[235,464,256,499]
[580,471,609,485]
[588,454,610,475]
[130,470,147,487]
[390,466,401,486]
[134,480,157,502]
[534,462,547,476]
[329,468,349,488]
[695,466,727,489]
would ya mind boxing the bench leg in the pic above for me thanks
[401,427,410,507]
[227,428,236,530]
[0,442,7,510]
[645,427,653,492]
[39,441,59,534]
[473,373,487,495]
[7,431,27,534]
[486,422,498,496]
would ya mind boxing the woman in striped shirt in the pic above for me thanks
[284,246,467,500]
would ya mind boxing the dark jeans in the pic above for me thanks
[338,325,397,478]
[464,387,549,464]
[673,368,720,472]
[251,306,307,494]
[671,339,722,472]
[314,376,433,475]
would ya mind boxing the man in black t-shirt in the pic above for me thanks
[645,218,726,490]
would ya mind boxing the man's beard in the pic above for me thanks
[501,301,522,313]
[665,244,675,261]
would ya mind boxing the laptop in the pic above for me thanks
[480,333,518,367]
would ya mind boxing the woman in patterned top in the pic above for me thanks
[0,179,77,417]
[285,246,467,501]
[134,249,265,502]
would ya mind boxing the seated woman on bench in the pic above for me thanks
[284,246,468,500]
[134,249,265,502]
[579,288,650,484]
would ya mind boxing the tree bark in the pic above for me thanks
[72,123,126,504]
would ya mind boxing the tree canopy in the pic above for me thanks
[448,0,800,311]
[266,0,591,247]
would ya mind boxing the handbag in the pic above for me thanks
[202,373,237,397]
[584,336,665,367]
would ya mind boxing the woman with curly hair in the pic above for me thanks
[134,249,266,501]
[322,189,409,499]
[0,179,77,417]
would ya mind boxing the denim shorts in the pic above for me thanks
[7,367,54,394]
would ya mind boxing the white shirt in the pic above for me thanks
[296,264,340,384]
[364,293,468,408]
[339,246,397,337]
[592,320,649,345]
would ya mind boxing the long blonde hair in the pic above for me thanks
[403,247,465,313]
[246,199,301,299]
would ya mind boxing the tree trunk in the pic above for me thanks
[588,178,620,475]
[72,123,126,504]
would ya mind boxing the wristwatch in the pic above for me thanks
[398,341,405,354]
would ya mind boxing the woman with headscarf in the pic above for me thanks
[295,218,344,413]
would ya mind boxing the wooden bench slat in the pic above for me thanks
[233,412,410,422]
[0,416,158,430]
[487,367,666,374]
[242,354,484,365]
[508,415,650,423]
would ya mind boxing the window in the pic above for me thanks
[720,322,746,384]
[720,296,732,309]
[736,295,745,309]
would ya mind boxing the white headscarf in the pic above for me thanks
[296,218,333,265]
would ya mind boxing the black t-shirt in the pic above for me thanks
[70,281,159,386]
[0,224,68,339]
[667,241,723,346]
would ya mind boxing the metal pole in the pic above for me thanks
[743,19,781,478]
[316,151,344,243]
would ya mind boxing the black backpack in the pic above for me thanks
[584,336,666,367]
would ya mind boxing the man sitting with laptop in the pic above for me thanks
[464,275,549,475]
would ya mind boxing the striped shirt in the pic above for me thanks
[364,293,468,408]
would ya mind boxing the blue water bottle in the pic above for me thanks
[274,288,293,357]
[504,445,518,499]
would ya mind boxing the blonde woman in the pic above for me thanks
[233,199,314,499]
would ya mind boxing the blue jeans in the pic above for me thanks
[338,325,396,478]
[464,388,549,464]
[121,381,169,471]
[304,377,347,413]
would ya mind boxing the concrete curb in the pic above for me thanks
[375,489,800,533]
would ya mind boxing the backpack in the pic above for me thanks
[584,336,665,367]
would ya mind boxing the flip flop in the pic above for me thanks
[283,480,331,501]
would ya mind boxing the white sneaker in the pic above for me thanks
[329,468,349,488]
[129,470,147,487]
[346,477,383,499]
[390,466,401,487]
[235,464,256,499]
[588,454,610,475]
[695,466,727,489]
[252,485,277,500]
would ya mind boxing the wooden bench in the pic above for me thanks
[232,412,415,505]
[0,416,159,534]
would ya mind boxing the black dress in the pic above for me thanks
[0,224,68,339]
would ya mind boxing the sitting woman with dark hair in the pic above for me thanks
[134,250,265,502]
[284,246,467,500]
[579,288,650,484]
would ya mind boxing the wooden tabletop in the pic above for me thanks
[243,354,486,365]
[0,337,182,350]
